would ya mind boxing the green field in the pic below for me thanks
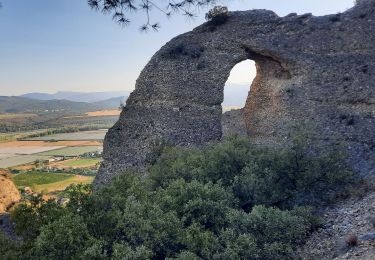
[60,158,101,167]
[13,172,73,187]
[12,171,94,193]
[36,146,101,157]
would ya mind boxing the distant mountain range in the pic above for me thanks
[0,92,128,115]
[20,91,129,103]
[0,87,248,115]
[223,84,249,108]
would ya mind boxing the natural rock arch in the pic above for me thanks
[95,0,375,187]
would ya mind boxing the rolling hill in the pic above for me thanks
[21,91,129,103]
[0,96,125,115]
[0,96,99,114]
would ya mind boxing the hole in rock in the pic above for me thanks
[221,59,256,138]
[223,59,256,112]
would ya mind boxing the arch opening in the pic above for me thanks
[222,59,256,112]
[221,59,256,138]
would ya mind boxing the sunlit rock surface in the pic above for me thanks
[0,170,20,213]
[95,0,375,188]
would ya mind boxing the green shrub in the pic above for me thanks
[2,137,354,259]
[11,195,67,241]
[33,214,100,259]
[155,179,236,232]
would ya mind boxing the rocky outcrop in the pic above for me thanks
[0,170,20,213]
[95,0,375,187]
[296,190,375,259]
[221,109,248,138]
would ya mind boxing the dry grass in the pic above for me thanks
[85,110,121,117]
[0,113,37,119]
[51,158,101,169]
[63,110,120,119]
[11,164,36,171]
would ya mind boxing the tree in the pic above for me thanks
[88,0,223,31]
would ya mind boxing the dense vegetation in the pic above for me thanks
[1,137,354,259]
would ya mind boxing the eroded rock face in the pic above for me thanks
[95,0,375,187]
[0,170,20,213]
[221,109,247,138]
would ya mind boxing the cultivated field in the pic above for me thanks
[13,171,72,187]
[57,158,102,168]
[0,140,101,147]
[12,171,94,193]
[0,113,38,119]
[0,140,103,168]
[0,154,13,159]
[86,110,121,117]
[35,175,94,193]
[25,130,107,141]
[36,146,102,157]
[0,155,51,169]
[0,129,105,168]
[0,129,49,143]
[0,145,64,155]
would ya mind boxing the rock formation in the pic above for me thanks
[221,109,248,138]
[296,189,375,259]
[95,0,375,187]
[0,170,20,213]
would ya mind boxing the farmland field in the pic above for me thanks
[86,110,121,117]
[59,158,101,167]
[0,113,37,119]
[0,154,14,159]
[0,145,65,155]
[34,175,94,193]
[0,129,49,143]
[0,155,51,168]
[25,130,107,141]
[0,140,102,147]
[12,172,94,193]
[13,172,72,187]
[36,146,102,157]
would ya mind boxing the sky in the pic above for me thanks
[0,0,355,96]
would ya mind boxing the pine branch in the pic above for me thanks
[88,0,225,31]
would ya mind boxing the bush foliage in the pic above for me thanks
[1,137,353,259]
[205,6,229,25]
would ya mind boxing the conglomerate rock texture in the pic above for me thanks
[95,0,375,187]
[0,170,20,213]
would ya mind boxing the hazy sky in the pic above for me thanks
[0,0,354,96]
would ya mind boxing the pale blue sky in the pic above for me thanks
[0,0,354,95]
